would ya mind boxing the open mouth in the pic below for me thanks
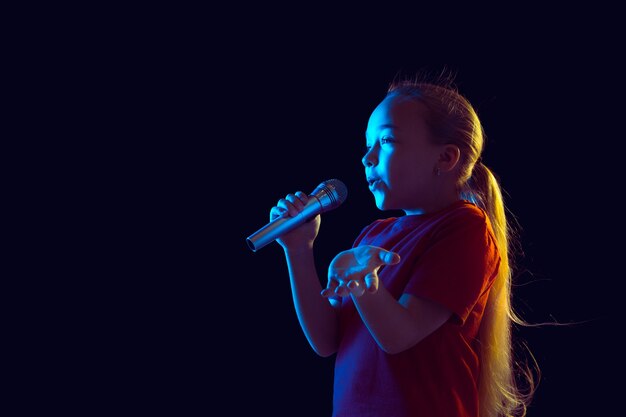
[368,178,381,187]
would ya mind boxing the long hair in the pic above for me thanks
[387,77,537,417]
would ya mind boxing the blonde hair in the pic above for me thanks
[388,78,537,417]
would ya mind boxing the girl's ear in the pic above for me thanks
[438,144,461,173]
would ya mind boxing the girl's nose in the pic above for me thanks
[362,148,376,167]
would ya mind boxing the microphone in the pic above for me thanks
[246,179,348,252]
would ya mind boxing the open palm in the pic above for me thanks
[322,245,400,298]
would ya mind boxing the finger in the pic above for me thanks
[285,193,306,212]
[321,279,339,298]
[334,283,350,298]
[347,280,365,298]
[270,206,288,221]
[294,191,309,205]
[377,249,401,265]
[277,197,298,217]
[364,271,379,293]
[320,288,333,298]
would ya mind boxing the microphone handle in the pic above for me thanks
[246,195,322,252]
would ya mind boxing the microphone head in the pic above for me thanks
[310,179,348,212]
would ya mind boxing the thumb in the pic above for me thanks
[378,250,401,265]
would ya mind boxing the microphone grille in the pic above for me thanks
[324,179,348,205]
[311,178,348,212]
[310,179,348,212]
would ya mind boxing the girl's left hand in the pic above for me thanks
[321,245,400,298]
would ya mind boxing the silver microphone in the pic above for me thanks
[246,179,348,252]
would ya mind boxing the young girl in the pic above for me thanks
[270,79,535,417]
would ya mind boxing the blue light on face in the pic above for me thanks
[362,99,403,212]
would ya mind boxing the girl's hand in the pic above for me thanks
[322,245,400,298]
[270,191,321,251]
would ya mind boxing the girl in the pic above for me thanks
[270,78,535,417]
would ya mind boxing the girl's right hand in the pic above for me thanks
[270,191,321,251]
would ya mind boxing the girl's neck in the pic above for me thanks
[403,193,462,216]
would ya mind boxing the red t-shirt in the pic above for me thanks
[332,200,501,417]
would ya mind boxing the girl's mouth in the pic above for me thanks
[368,179,382,188]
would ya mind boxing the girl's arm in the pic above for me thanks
[352,287,451,354]
[324,246,451,354]
[271,191,339,357]
[283,246,339,357]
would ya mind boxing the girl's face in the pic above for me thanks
[363,95,442,215]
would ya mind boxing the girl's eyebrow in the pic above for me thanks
[365,123,399,138]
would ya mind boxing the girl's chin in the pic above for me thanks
[374,198,393,211]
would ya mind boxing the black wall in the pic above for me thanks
[46,51,623,415]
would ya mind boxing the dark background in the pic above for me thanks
[96,61,621,415]
[34,21,623,414]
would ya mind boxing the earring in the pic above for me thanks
[436,167,441,176]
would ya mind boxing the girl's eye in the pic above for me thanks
[364,137,393,153]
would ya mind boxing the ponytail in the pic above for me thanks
[387,79,538,416]
[466,162,537,417]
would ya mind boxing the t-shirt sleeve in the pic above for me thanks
[403,213,501,325]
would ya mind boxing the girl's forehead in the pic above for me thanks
[368,96,426,131]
